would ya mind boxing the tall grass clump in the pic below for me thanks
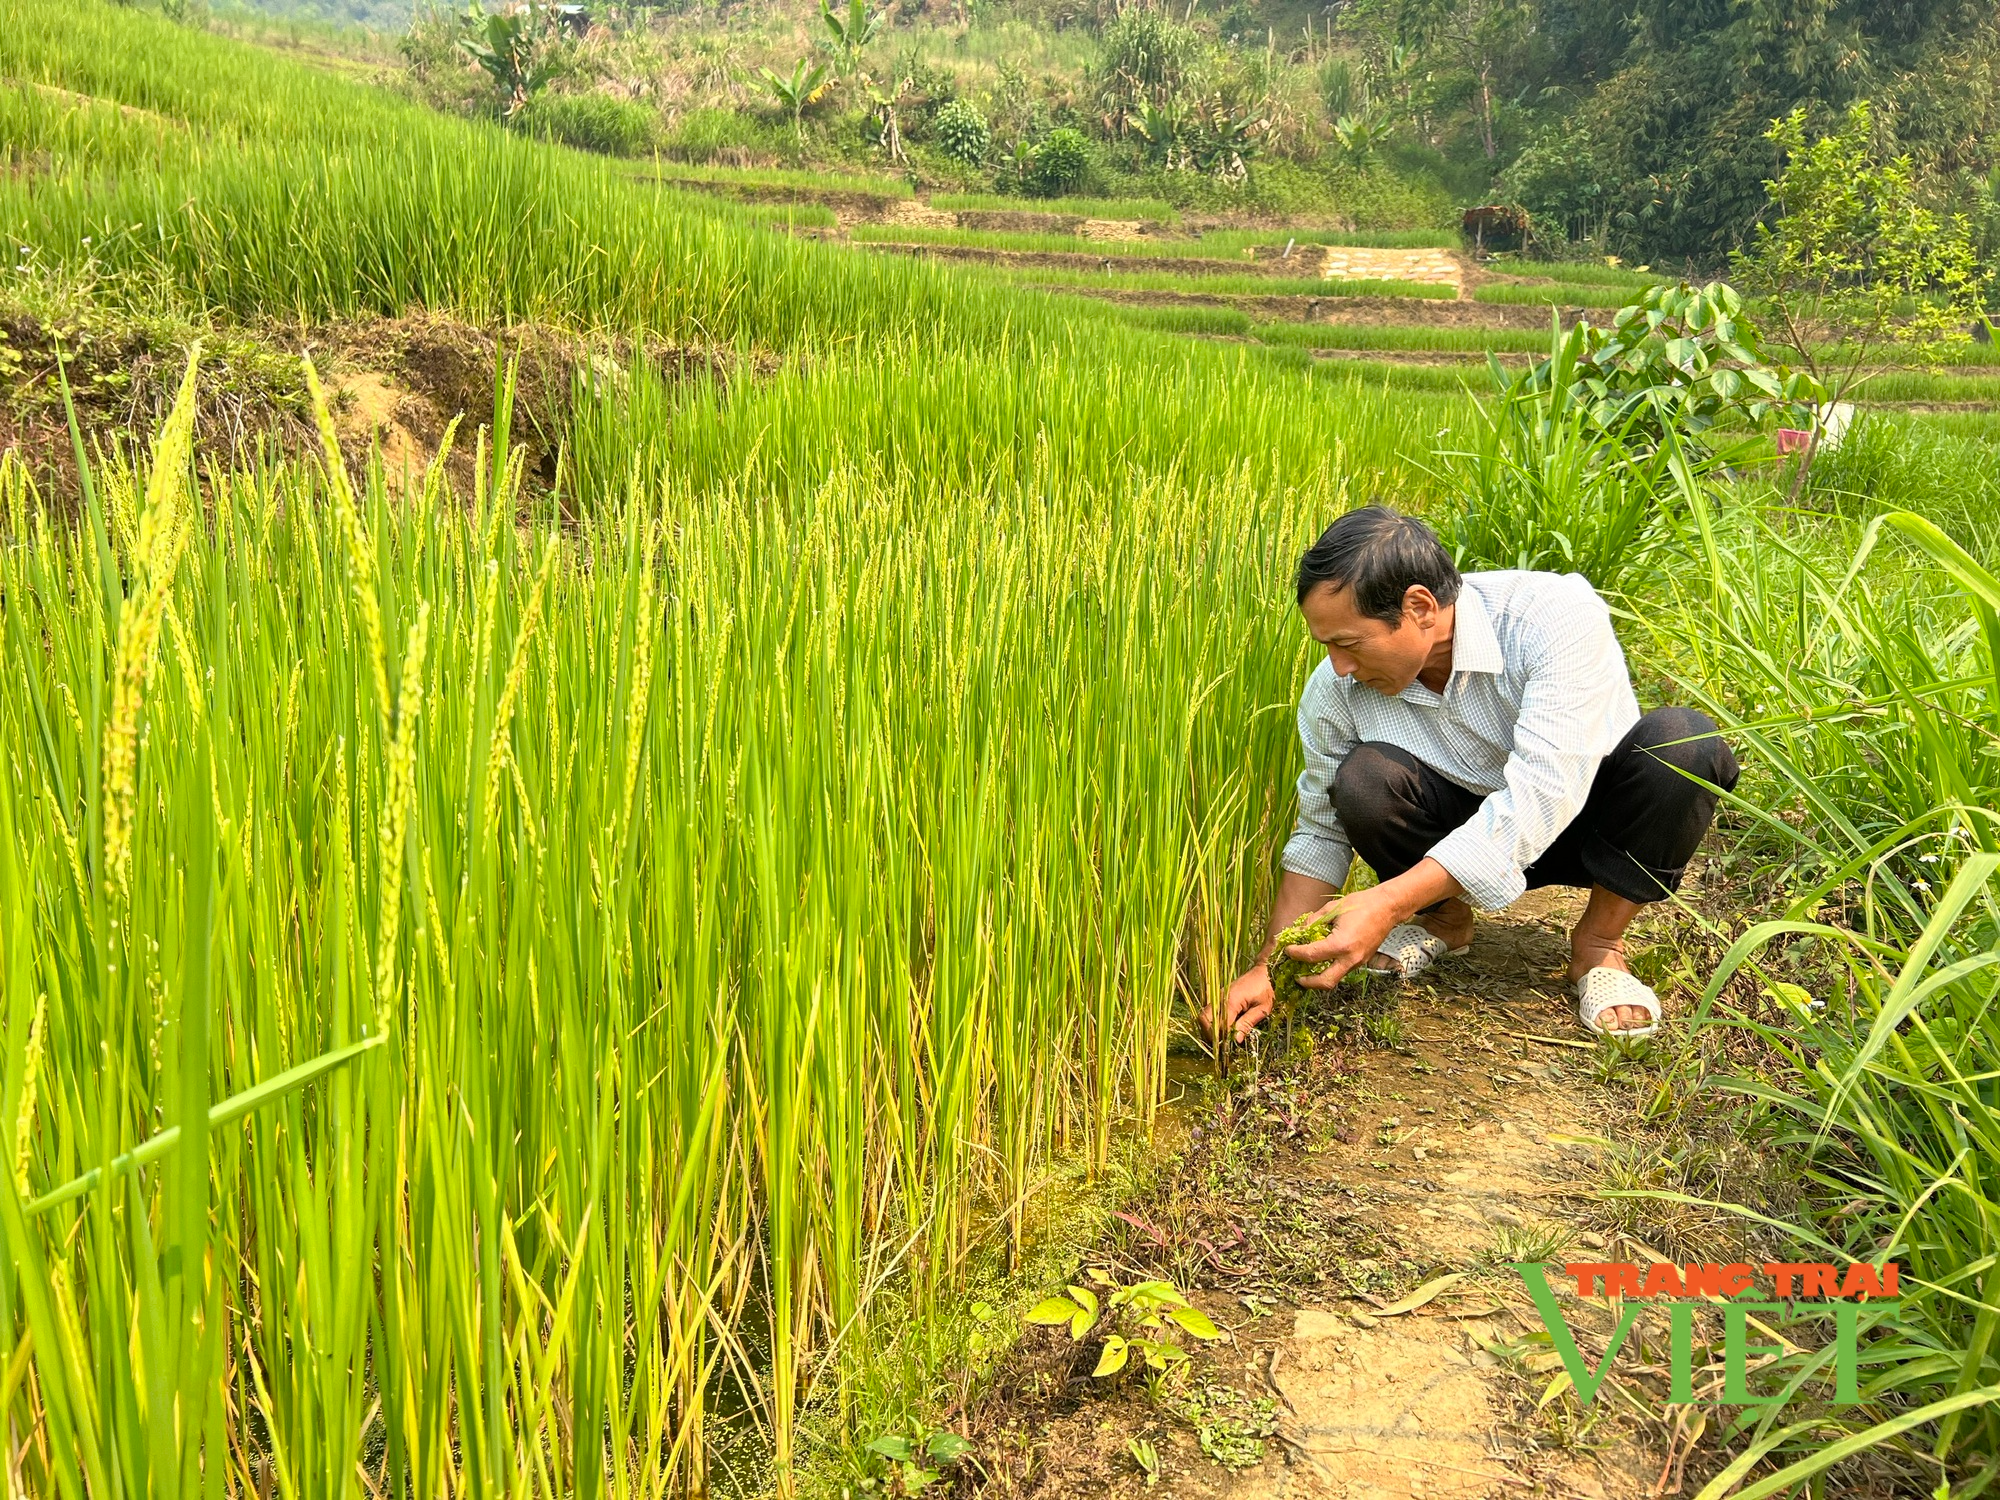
[0,350,1343,1494]
[1432,334,1718,591]
[1628,495,2000,1483]
[1806,413,2000,554]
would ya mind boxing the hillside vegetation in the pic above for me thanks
[291,0,2000,269]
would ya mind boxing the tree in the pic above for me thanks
[1733,102,1991,401]
[1386,0,1531,163]
[1546,0,2000,263]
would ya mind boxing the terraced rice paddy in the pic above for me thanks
[3,1,2000,1494]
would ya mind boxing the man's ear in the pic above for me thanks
[1402,584,1439,627]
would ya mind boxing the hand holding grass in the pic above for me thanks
[1278,888,1406,992]
[1266,905,1340,1020]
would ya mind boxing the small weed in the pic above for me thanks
[861,1427,975,1494]
[1127,1435,1161,1486]
[1481,1219,1577,1268]
[1023,1269,1224,1379]
[1364,1009,1405,1047]
[1173,1381,1278,1470]
[1588,1034,1654,1084]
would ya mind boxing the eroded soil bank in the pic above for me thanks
[0,306,733,497]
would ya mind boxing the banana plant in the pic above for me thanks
[758,57,830,143]
[1331,106,1390,166]
[864,75,911,163]
[819,0,882,77]
[458,3,566,117]
[1191,101,1265,181]
[1125,98,1190,169]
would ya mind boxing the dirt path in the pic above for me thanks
[1208,895,1656,1499]
[987,891,1753,1500]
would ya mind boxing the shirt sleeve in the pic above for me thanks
[1280,665,1357,889]
[1427,581,1633,910]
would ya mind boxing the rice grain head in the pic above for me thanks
[482,537,559,826]
[101,347,201,898]
[374,601,430,1038]
[621,520,658,829]
[13,994,45,1196]
[304,356,391,725]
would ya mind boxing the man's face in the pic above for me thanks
[1300,580,1439,696]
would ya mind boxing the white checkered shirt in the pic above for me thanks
[1280,569,1641,911]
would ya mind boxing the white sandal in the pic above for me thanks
[1359,922,1469,981]
[1575,967,1662,1039]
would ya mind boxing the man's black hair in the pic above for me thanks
[1294,505,1461,622]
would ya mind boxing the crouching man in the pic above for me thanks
[1208,506,1739,1044]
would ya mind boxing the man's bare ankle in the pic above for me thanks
[1417,901,1474,948]
[1568,932,1629,978]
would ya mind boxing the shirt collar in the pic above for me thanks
[1447,581,1504,677]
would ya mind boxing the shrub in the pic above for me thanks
[932,98,990,165]
[1732,102,1991,396]
[1028,127,1090,197]
[1502,126,1614,249]
[1511,281,1821,451]
[514,91,656,157]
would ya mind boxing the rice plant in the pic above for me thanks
[0,349,1338,1494]
[928,193,1180,221]
[1001,265,1456,297]
[1474,281,1644,309]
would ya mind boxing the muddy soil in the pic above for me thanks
[966,888,1815,1500]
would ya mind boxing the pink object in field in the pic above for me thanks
[1773,404,1856,458]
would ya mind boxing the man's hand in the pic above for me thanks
[1286,884,1405,991]
[1202,964,1277,1044]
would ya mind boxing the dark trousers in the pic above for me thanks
[1333,708,1740,905]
